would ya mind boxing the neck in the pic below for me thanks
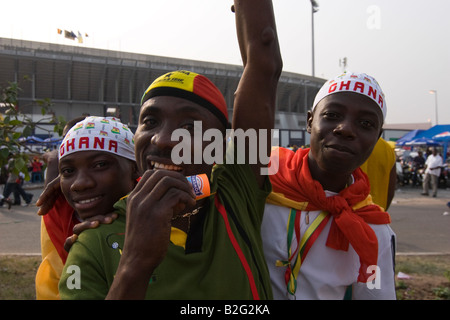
[307,156,352,193]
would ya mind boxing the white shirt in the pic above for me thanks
[262,192,396,300]
[425,154,443,176]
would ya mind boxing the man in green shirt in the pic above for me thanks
[59,0,282,300]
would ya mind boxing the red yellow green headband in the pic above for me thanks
[141,70,229,128]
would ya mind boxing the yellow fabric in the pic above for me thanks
[35,218,63,300]
[266,192,308,211]
[360,138,396,210]
[144,70,196,95]
[268,191,378,212]
[170,227,188,249]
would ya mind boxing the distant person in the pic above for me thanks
[421,147,443,197]
[31,157,43,183]
[411,150,425,186]
[0,159,33,207]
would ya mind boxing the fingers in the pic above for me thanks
[129,170,196,218]
[86,212,118,224]
[134,170,196,201]
[72,220,99,236]
[64,213,119,252]
[72,212,118,235]
[64,234,78,253]
[36,176,62,215]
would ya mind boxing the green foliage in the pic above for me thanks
[0,78,66,179]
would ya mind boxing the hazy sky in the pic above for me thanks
[2,0,449,126]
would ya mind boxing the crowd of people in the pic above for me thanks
[0,156,42,209]
[396,146,447,198]
[2,1,406,300]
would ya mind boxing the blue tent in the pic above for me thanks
[433,131,450,141]
[431,130,450,162]
[414,125,450,140]
[416,125,450,162]
[405,137,441,146]
[43,137,63,146]
[396,129,424,146]
[18,136,45,144]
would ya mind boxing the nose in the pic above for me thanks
[333,119,356,139]
[151,123,182,150]
[70,169,96,192]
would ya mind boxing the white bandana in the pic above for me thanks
[59,116,135,161]
[312,71,386,120]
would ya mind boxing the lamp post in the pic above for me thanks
[311,0,319,77]
[429,90,438,125]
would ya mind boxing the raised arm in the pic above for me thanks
[232,0,282,187]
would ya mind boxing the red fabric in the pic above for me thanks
[215,195,260,300]
[193,74,228,121]
[269,147,391,282]
[43,195,79,264]
[32,161,42,172]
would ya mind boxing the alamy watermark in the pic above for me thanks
[367,5,381,30]
[366,265,381,289]
[170,121,280,175]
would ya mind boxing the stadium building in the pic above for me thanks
[0,37,325,148]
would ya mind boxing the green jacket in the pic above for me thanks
[59,163,272,299]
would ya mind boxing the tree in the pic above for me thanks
[0,77,66,180]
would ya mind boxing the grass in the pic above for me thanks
[0,255,40,300]
[0,254,449,300]
[395,254,450,300]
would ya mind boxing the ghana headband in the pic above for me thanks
[312,71,387,120]
[59,116,135,161]
[140,70,229,128]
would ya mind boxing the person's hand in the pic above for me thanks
[121,169,196,269]
[106,170,197,299]
[36,175,62,216]
[63,212,118,252]
[42,150,58,165]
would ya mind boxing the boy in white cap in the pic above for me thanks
[35,116,139,299]
[262,71,396,299]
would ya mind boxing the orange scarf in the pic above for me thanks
[269,147,391,282]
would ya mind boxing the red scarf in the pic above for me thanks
[269,147,391,282]
[43,195,79,263]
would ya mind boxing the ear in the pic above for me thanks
[306,110,314,134]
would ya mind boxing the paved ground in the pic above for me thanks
[1,182,449,256]
[389,185,450,254]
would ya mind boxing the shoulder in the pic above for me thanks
[75,214,126,251]
[368,223,396,248]
[212,163,271,196]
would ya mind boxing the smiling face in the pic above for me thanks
[134,95,226,178]
[59,151,137,220]
[307,91,383,181]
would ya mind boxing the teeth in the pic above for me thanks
[151,161,182,171]
[78,196,101,204]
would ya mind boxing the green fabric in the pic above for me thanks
[59,163,272,300]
